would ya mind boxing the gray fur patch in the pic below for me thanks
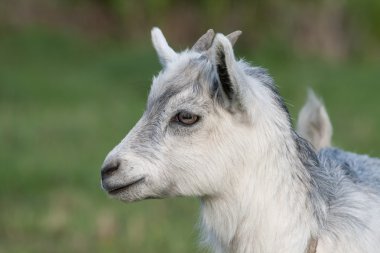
[292,131,379,234]
[319,147,380,192]
[292,131,330,227]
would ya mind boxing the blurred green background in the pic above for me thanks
[0,0,379,252]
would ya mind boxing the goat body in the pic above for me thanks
[100,28,380,253]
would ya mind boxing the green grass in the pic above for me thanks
[0,30,379,253]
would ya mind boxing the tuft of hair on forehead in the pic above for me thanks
[148,54,213,108]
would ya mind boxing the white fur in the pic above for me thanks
[101,28,380,253]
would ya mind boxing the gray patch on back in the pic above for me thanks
[319,147,380,193]
[292,131,380,234]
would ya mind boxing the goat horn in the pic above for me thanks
[226,30,242,46]
[192,29,215,52]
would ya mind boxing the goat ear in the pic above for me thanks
[151,27,178,67]
[212,34,240,104]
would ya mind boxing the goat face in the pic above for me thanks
[100,28,286,202]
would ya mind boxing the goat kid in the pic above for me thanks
[101,28,380,253]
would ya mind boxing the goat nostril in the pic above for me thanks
[101,163,119,179]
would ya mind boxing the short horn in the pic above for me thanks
[192,29,215,52]
[226,30,242,46]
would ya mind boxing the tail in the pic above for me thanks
[297,89,333,150]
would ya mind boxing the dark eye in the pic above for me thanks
[174,111,199,125]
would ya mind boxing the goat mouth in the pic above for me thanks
[107,177,145,195]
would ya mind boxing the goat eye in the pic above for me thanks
[175,112,199,125]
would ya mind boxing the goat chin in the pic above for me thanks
[101,27,380,253]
